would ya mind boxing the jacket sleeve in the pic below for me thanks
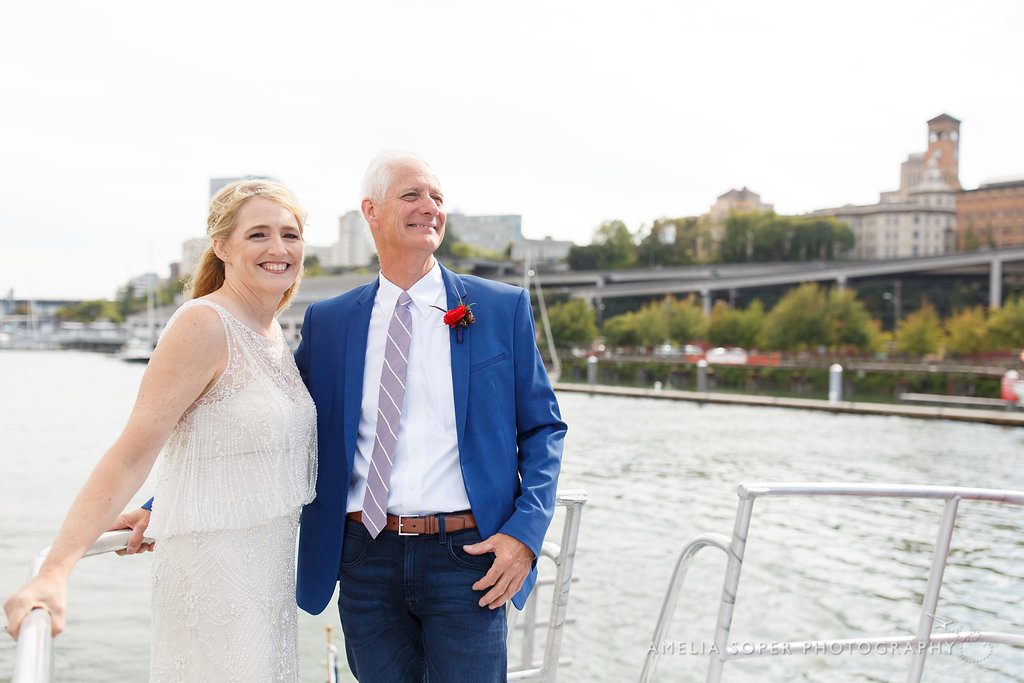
[497,289,567,560]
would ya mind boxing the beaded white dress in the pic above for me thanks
[146,298,317,682]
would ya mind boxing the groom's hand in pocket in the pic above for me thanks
[111,508,154,556]
[465,533,534,609]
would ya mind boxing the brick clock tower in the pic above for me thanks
[924,114,961,189]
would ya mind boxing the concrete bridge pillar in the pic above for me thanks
[990,257,1003,309]
[701,288,712,317]
[836,274,847,292]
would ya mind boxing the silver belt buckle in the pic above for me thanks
[397,515,419,536]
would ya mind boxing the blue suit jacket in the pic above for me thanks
[294,263,566,613]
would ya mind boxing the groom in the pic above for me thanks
[294,152,566,681]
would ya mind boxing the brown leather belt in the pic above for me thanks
[346,510,476,536]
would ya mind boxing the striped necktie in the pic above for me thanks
[361,291,413,538]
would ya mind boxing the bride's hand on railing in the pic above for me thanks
[3,570,67,639]
[110,508,154,556]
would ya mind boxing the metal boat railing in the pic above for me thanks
[507,490,588,682]
[12,529,153,683]
[640,483,1024,683]
[11,491,587,683]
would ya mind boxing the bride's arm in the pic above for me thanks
[3,305,226,638]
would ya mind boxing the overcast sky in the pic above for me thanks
[3,0,1023,299]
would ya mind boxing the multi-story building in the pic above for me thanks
[510,237,574,264]
[332,210,376,268]
[446,213,522,255]
[957,178,1024,250]
[708,187,774,224]
[826,175,957,258]
[816,114,960,259]
[118,272,161,299]
[180,237,209,277]
[304,244,337,269]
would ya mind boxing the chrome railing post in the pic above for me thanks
[907,496,960,683]
[705,489,756,683]
[539,491,587,682]
[641,484,1024,683]
[639,533,730,683]
[520,584,538,666]
[507,490,588,682]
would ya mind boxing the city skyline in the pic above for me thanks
[3,1,1023,299]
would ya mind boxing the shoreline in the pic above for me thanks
[554,382,1024,427]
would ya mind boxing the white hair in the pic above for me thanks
[360,150,438,203]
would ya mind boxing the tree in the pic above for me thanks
[156,277,186,306]
[56,300,123,323]
[635,217,702,267]
[826,288,879,352]
[987,296,1024,349]
[629,303,670,347]
[567,243,601,271]
[945,307,989,357]
[602,312,642,347]
[665,295,707,343]
[568,220,637,270]
[718,212,854,264]
[707,299,765,348]
[547,299,598,348]
[759,283,830,351]
[896,301,943,356]
[303,255,325,277]
[592,220,636,269]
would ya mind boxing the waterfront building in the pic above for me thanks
[118,272,160,299]
[708,187,774,224]
[446,212,522,255]
[180,237,208,277]
[813,114,960,259]
[332,210,376,268]
[957,178,1024,250]
[703,188,774,259]
[510,237,574,264]
[303,243,337,269]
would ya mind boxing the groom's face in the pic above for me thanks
[365,161,446,258]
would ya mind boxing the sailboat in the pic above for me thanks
[119,280,157,363]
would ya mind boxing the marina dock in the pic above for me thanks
[555,382,1024,427]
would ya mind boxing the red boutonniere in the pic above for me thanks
[432,298,476,343]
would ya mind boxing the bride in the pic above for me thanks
[4,180,317,681]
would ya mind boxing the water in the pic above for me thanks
[1,351,1022,682]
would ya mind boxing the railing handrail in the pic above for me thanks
[643,482,1024,683]
[12,495,588,683]
[12,530,154,683]
[739,482,1024,505]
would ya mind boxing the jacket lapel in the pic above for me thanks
[343,280,379,469]
[440,263,470,450]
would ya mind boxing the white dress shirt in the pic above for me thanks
[347,263,471,516]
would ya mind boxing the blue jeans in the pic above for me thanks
[337,517,508,682]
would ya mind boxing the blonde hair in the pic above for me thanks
[187,179,308,312]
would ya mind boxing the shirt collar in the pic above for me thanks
[376,261,445,317]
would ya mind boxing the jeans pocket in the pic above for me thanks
[340,520,369,570]
[446,531,495,572]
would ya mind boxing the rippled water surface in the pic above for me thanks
[1,351,1022,681]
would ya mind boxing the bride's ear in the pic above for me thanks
[212,239,229,263]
